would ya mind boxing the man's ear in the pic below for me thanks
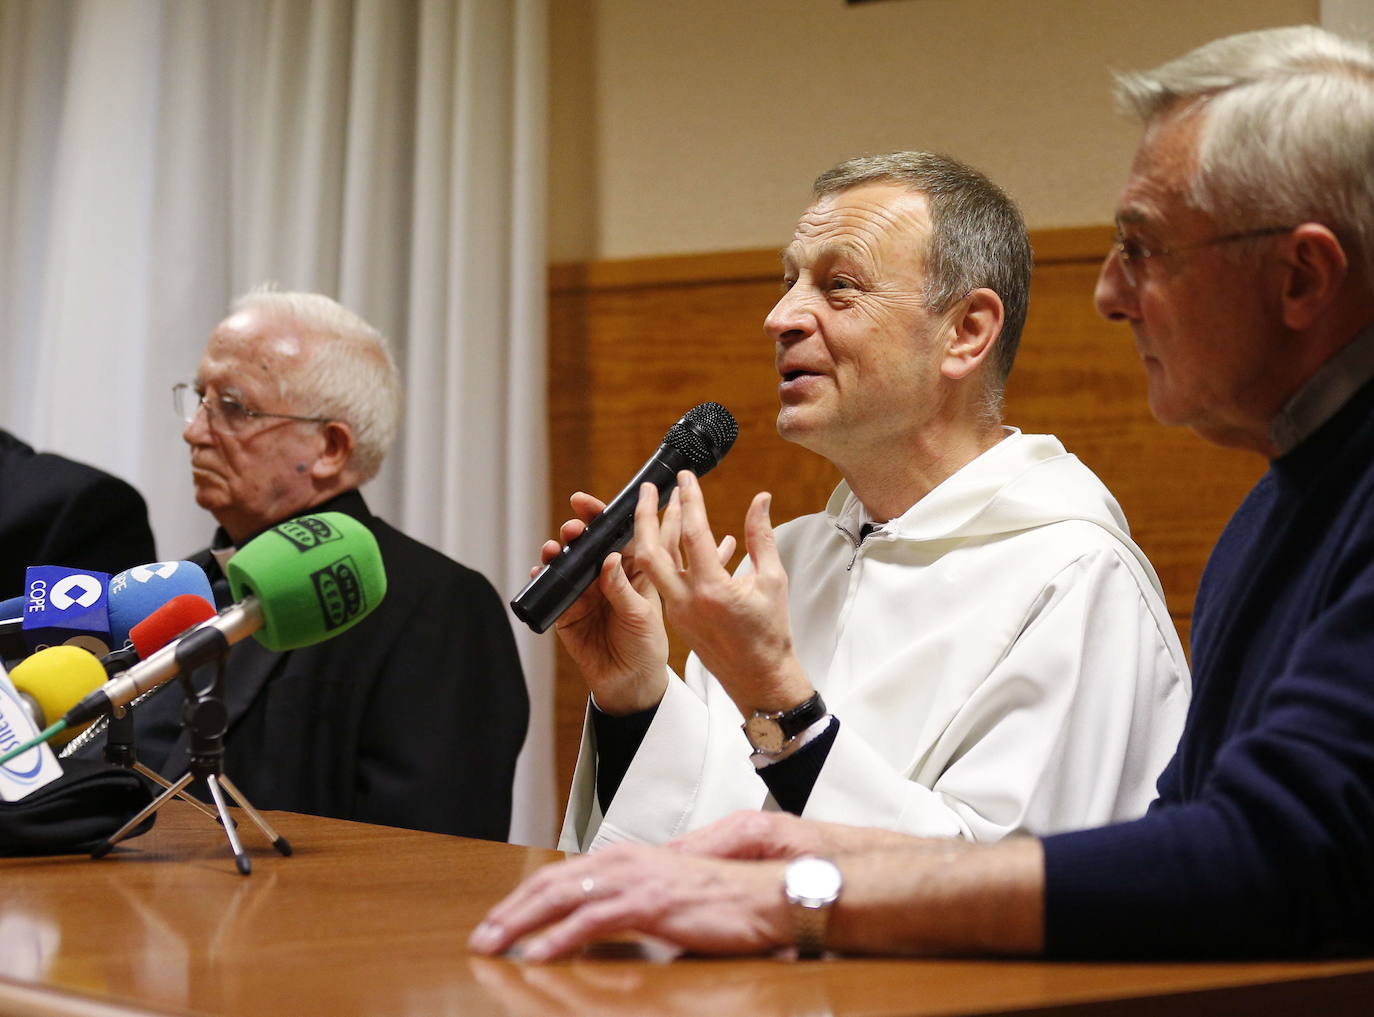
[941,287,1004,381]
[310,420,355,482]
[1277,223,1348,331]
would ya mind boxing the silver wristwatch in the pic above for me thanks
[783,855,843,958]
[742,691,827,756]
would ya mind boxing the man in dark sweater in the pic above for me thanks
[469,25,1374,960]
[86,289,528,841]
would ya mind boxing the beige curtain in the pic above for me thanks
[0,0,554,846]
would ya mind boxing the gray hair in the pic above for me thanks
[1114,25,1374,283]
[231,287,402,482]
[813,152,1033,398]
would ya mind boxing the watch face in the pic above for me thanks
[744,715,784,753]
[787,856,842,906]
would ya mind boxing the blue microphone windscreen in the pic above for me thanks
[107,561,215,649]
[22,567,111,656]
[0,596,24,621]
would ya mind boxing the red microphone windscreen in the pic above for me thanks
[128,594,217,660]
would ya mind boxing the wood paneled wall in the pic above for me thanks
[544,227,1265,803]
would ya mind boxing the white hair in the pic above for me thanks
[231,287,402,482]
[1114,25,1374,284]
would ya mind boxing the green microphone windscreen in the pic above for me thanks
[225,512,387,652]
[10,645,108,744]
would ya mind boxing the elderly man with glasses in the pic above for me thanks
[100,289,528,841]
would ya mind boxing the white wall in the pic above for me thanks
[550,0,1317,261]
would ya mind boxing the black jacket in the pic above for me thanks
[90,490,528,841]
[0,430,156,595]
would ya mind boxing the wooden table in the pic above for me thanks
[2,802,1372,1017]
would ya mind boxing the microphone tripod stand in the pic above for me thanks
[92,627,292,875]
[102,701,221,823]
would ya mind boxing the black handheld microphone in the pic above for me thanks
[511,402,739,634]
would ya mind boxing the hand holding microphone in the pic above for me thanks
[511,402,738,634]
[508,403,738,719]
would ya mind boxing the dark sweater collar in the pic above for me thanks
[1270,322,1374,455]
[1269,372,1374,493]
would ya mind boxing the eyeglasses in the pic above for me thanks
[172,382,333,431]
[1110,224,1294,287]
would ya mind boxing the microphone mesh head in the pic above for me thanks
[663,402,739,474]
[226,511,387,651]
[10,645,107,742]
[129,594,217,660]
[108,560,214,648]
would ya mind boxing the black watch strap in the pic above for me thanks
[773,691,827,741]
[744,691,829,755]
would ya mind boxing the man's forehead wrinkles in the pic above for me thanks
[197,334,303,414]
[796,217,886,245]
[1116,180,1185,236]
[1116,123,1200,235]
[792,212,905,256]
[784,236,882,277]
[798,197,916,235]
